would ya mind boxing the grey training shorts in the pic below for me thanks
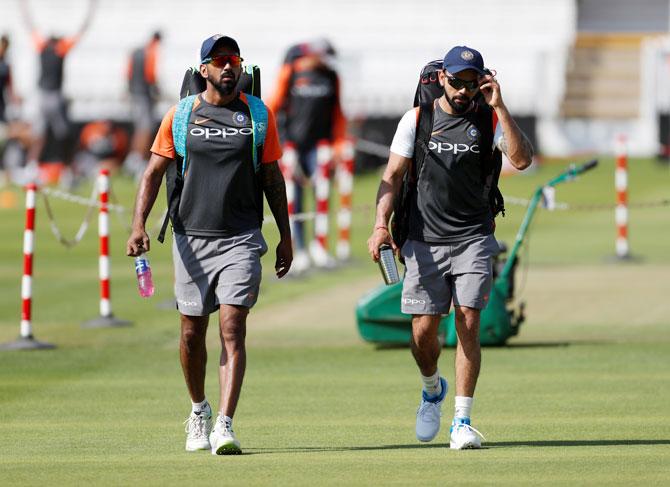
[35,90,70,139]
[172,229,268,316]
[400,234,499,315]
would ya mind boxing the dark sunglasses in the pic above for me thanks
[445,74,479,91]
[203,54,243,68]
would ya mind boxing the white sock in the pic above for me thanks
[219,414,233,430]
[421,370,442,397]
[454,396,473,420]
[191,399,210,415]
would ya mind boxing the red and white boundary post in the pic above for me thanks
[615,135,630,259]
[82,169,131,328]
[21,183,36,339]
[0,184,54,350]
[99,169,112,317]
[336,139,355,260]
[313,140,332,253]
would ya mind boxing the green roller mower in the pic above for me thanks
[356,159,599,347]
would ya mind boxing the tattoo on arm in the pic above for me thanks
[261,162,291,239]
[498,135,508,155]
[497,132,534,166]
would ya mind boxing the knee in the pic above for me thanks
[181,321,206,348]
[220,309,247,347]
[412,317,440,350]
[455,308,480,342]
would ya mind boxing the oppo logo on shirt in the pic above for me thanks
[429,141,480,155]
[190,127,253,139]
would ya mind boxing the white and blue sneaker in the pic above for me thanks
[184,410,212,451]
[415,377,448,442]
[209,415,242,455]
[450,417,485,449]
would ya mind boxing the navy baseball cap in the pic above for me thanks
[443,46,485,75]
[200,34,240,63]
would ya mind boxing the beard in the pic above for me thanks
[445,90,472,114]
[208,70,240,96]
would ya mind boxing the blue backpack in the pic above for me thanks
[157,65,266,243]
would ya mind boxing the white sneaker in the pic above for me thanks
[415,377,448,442]
[210,415,241,455]
[184,410,212,451]
[450,418,485,449]
[290,249,311,276]
[309,240,337,269]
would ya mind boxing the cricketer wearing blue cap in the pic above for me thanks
[368,45,534,450]
[127,34,292,456]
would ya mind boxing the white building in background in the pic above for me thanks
[0,0,668,157]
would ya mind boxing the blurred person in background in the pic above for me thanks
[126,35,292,456]
[367,46,533,450]
[124,30,162,179]
[0,34,19,128]
[268,38,347,274]
[0,34,26,184]
[72,119,128,183]
[20,0,96,173]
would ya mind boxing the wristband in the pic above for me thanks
[375,225,388,231]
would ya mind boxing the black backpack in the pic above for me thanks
[390,60,505,260]
[157,65,262,243]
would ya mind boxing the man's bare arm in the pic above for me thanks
[126,153,171,256]
[495,104,534,170]
[479,74,533,171]
[260,161,292,278]
[367,152,411,260]
[261,161,291,241]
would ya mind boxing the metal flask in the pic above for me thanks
[378,244,400,285]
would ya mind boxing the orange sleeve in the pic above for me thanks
[31,31,46,52]
[261,107,282,163]
[144,41,158,85]
[150,105,177,159]
[266,63,293,115]
[55,36,78,57]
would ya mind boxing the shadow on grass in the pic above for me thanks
[243,443,448,455]
[372,340,618,351]
[487,439,670,448]
[243,439,670,455]
[373,341,578,351]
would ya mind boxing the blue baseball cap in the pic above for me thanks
[200,34,240,63]
[443,46,485,75]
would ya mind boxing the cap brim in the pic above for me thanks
[201,36,240,62]
[445,64,486,75]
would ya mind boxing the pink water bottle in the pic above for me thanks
[134,253,154,298]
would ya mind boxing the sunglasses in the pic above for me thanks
[445,74,479,91]
[203,54,243,68]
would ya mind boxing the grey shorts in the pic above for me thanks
[35,91,70,139]
[401,234,499,314]
[172,229,268,316]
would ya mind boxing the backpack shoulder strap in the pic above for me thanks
[413,100,436,179]
[172,94,197,161]
[244,93,268,172]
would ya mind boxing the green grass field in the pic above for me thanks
[1,157,669,485]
